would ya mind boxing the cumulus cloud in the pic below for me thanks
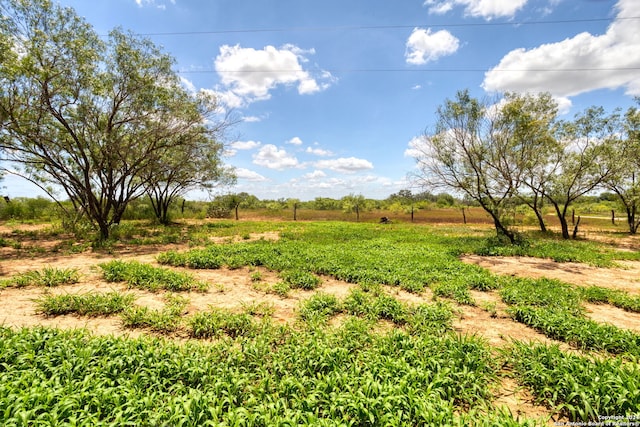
[287,137,303,145]
[405,28,460,65]
[482,0,640,100]
[231,140,261,150]
[235,168,267,182]
[302,170,327,180]
[424,0,528,19]
[253,144,300,170]
[404,136,428,159]
[305,147,334,157]
[134,0,175,9]
[315,157,374,173]
[214,44,334,107]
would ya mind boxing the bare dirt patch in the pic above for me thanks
[462,255,640,295]
[453,290,564,349]
[583,302,640,333]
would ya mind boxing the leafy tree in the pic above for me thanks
[341,193,368,222]
[144,92,236,225]
[412,90,517,242]
[0,0,229,239]
[603,99,640,234]
[543,107,618,239]
[386,189,418,221]
[496,92,560,232]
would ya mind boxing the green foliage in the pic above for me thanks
[99,260,208,292]
[121,294,188,333]
[187,308,258,339]
[406,301,455,335]
[280,269,322,290]
[0,326,516,425]
[1,267,80,288]
[298,292,342,322]
[35,291,134,316]
[579,286,640,313]
[507,342,640,421]
[509,306,640,355]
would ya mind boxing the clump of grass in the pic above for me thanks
[506,341,640,422]
[343,287,408,325]
[121,294,189,333]
[241,301,275,318]
[280,269,322,290]
[99,260,208,292]
[35,291,134,316]
[405,301,455,335]
[187,308,258,339]
[432,281,475,305]
[269,281,291,298]
[1,267,80,288]
[579,285,640,313]
[298,292,342,322]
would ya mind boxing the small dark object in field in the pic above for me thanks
[379,217,391,224]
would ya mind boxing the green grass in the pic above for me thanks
[0,267,80,288]
[99,260,208,292]
[35,291,134,316]
[507,341,640,421]
[121,293,189,333]
[3,220,640,424]
[0,326,525,426]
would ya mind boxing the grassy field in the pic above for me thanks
[1,218,639,425]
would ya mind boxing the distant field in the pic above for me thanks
[1,219,639,425]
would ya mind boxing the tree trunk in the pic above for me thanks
[293,203,297,221]
[552,203,571,239]
[572,216,581,239]
[97,220,110,241]
[234,204,239,220]
[626,205,639,234]
[533,207,547,233]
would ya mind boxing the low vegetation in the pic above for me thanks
[99,260,208,292]
[1,219,639,424]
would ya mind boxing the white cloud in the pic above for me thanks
[405,28,460,65]
[424,0,528,19]
[231,140,261,150]
[404,136,428,159]
[235,168,267,182]
[305,147,334,157]
[315,157,374,173]
[214,44,334,107]
[253,144,300,170]
[302,170,327,180]
[134,0,174,9]
[287,137,303,145]
[242,116,262,123]
[482,0,640,98]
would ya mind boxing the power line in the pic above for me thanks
[137,16,639,37]
[179,66,640,74]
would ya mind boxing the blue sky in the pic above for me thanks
[4,0,640,201]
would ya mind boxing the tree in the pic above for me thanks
[0,0,228,239]
[495,92,560,233]
[341,193,368,222]
[411,90,517,242]
[543,107,617,239]
[602,99,640,234]
[144,91,236,225]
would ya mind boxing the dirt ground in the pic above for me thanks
[2,223,639,424]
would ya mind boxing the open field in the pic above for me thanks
[1,218,640,425]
